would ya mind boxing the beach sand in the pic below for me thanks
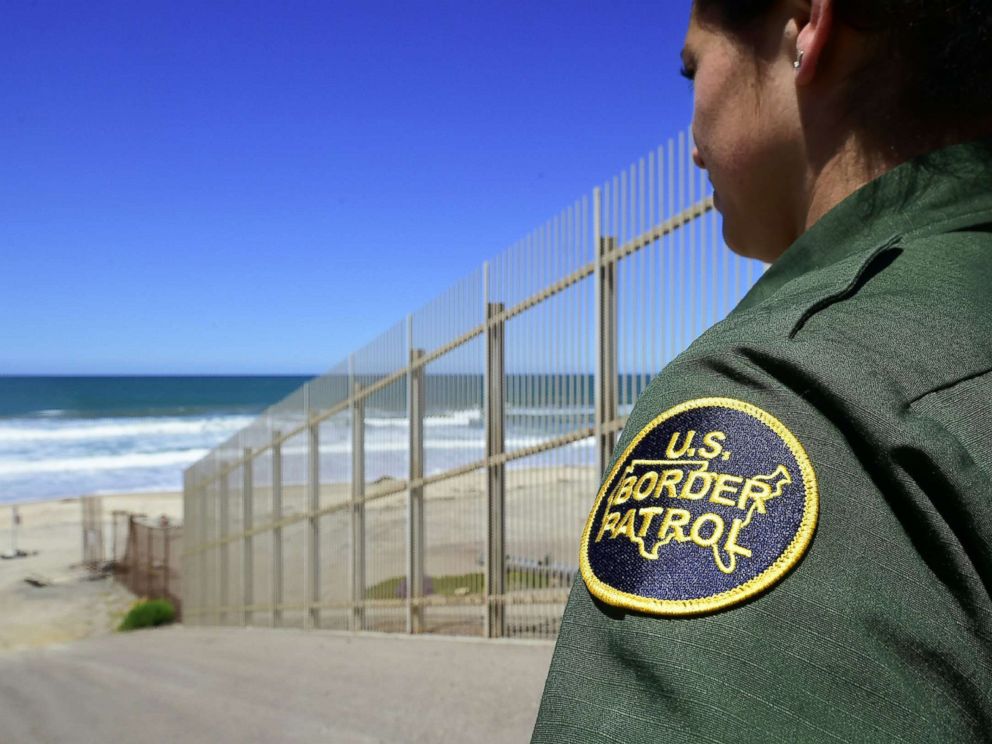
[0,463,598,650]
[0,491,182,653]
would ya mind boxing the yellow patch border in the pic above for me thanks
[579,397,818,617]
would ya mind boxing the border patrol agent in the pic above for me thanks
[533,1,992,741]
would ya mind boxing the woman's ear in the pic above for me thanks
[795,0,833,86]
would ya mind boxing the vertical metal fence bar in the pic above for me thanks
[688,135,697,344]
[164,517,171,602]
[219,472,229,624]
[272,431,283,627]
[351,379,366,631]
[242,446,253,626]
[485,299,506,638]
[181,476,190,621]
[200,480,208,625]
[594,187,618,477]
[305,387,321,630]
[407,318,426,633]
[145,524,153,601]
[677,131,686,358]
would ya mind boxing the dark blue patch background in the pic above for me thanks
[586,406,809,602]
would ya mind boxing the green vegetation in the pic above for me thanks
[118,598,176,631]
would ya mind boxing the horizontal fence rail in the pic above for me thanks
[182,129,764,639]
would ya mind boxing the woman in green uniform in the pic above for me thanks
[533,1,992,741]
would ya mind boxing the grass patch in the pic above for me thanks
[118,598,176,631]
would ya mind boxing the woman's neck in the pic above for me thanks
[802,133,894,234]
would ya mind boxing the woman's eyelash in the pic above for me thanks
[679,65,695,85]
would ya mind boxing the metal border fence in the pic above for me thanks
[182,129,764,639]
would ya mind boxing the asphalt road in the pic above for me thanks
[0,626,555,743]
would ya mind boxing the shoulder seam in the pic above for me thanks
[788,235,903,340]
[909,365,992,407]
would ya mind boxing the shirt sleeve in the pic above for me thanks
[531,330,992,744]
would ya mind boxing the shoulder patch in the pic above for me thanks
[580,397,818,616]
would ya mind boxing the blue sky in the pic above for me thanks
[1,1,694,375]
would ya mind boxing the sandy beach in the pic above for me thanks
[0,491,182,653]
[0,462,595,649]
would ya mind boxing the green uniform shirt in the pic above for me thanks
[533,139,992,743]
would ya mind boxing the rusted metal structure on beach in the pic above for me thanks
[181,129,763,640]
[115,513,183,615]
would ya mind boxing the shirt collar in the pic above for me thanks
[733,137,992,314]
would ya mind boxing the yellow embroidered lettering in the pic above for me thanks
[708,473,743,508]
[665,431,696,458]
[633,471,659,502]
[737,466,791,514]
[737,477,771,511]
[612,508,638,540]
[595,510,620,543]
[657,508,692,543]
[698,431,726,459]
[679,470,712,501]
[690,513,725,548]
[654,468,684,499]
[611,475,638,506]
[636,507,665,537]
[715,518,754,574]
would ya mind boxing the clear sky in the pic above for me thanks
[1,1,694,375]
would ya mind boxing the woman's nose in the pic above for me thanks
[692,146,705,169]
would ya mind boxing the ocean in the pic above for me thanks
[0,376,310,504]
[0,373,645,504]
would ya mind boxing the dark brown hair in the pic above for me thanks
[693,0,992,157]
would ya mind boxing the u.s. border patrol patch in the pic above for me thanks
[580,397,818,616]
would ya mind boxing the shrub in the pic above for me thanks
[118,598,176,631]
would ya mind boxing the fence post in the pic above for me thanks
[485,292,507,638]
[305,386,321,630]
[163,519,170,600]
[127,515,136,594]
[272,430,283,628]
[201,475,210,626]
[111,509,120,565]
[351,377,366,631]
[146,521,153,599]
[219,469,230,624]
[242,446,253,626]
[179,475,188,621]
[406,322,426,633]
[594,186,618,478]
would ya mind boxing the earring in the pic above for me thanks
[793,49,805,70]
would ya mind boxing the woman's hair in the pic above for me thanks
[693,0,992,157]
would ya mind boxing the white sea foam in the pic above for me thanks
[0,449,211,477]
[0,416,255,444]
[364,409,483,429]
[287,434,593,457]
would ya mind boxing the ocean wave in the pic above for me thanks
[0,449,210,477]
[506,406,595,418]
[363,409,483,429]
[278,434,593,457]
[0,416,255,444]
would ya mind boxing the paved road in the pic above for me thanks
[0,626,554,743]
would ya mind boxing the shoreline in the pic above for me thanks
[0,487,185,510]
